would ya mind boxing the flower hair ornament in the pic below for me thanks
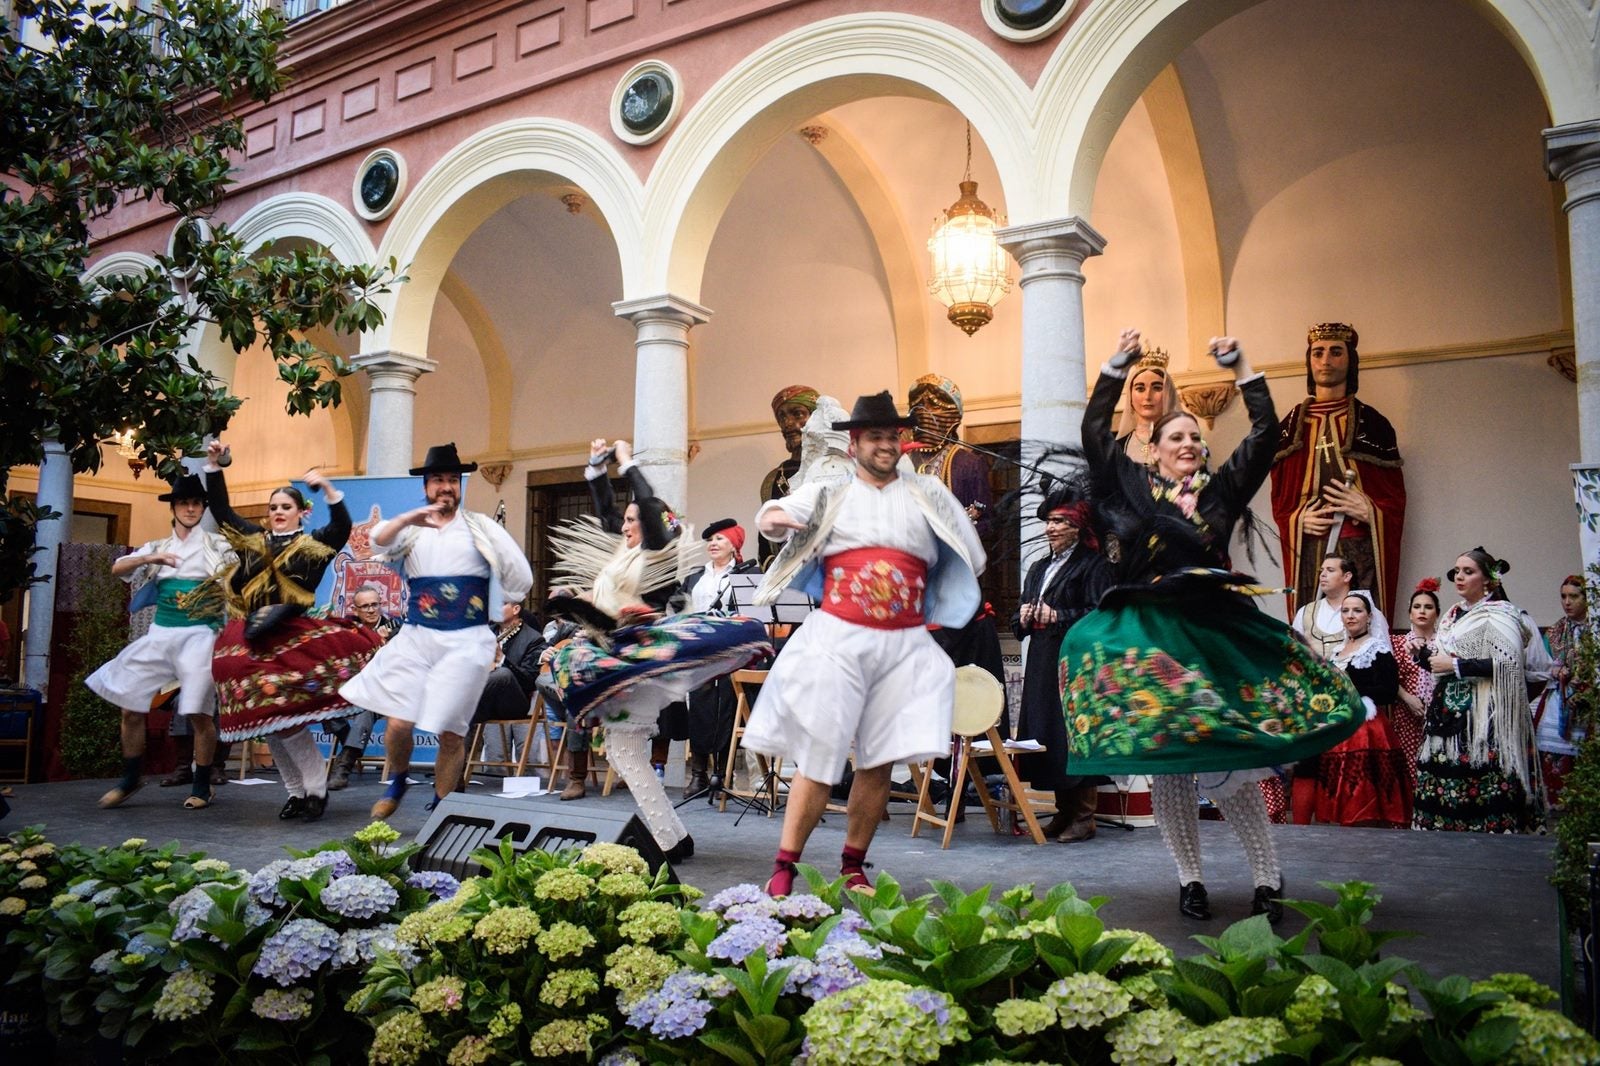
[1413,577,1440,596]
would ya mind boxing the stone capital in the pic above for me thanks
[1546,120,1600,211]
[996,217,1108,283]
[349,349,438,384]
[611,293,713,329]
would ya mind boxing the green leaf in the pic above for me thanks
[940,939,1033,995]
[697,1029,760,1066]
[1461,1015,1522,1064]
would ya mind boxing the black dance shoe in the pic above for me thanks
[1179,881,1211,920]
[664,835,695,863]
[303,793,327,822]
[1251,879,1284,925]
[279,796,307,820]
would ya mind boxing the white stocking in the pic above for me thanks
[1209,783,1281,888]
[1150,774,1203,885]
[267,735,305,798]
[280,729,329,798]
[605,721,686,850]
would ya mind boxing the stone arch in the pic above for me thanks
[370,117,643,356]
[642,11,1035,302]
[1035,0,1595,220]
[231,192,376,266]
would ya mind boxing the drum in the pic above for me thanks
[951,664,1004,737]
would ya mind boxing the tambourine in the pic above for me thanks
[951,664,1004,736]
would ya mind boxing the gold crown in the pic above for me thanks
[1307,322,1357,345]
[1134,346,1169,372]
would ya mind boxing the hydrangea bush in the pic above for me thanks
[347,838,700,1064]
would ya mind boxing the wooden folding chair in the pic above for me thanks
[462,692,556,786]
[719,669,786,815]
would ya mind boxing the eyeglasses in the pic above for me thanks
[354,603,380,612]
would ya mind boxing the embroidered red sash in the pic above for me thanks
[822,548,928,629]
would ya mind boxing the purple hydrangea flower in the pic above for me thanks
[334,924,418,968]
[703,884,767,914]
[722,898,780,923]
[320,874,399,920]
[406,870,461,900]
[905,987,952,1026]
[624,970,728,1038]
[252,918,339,986]
[776,894,835,921]
[825,911,869,941]
[706,916,787,962]
[169,887,218,942]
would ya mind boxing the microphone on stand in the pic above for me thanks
[494,500,507,525]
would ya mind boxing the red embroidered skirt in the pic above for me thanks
[214,616,384,741]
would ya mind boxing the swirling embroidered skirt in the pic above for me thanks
[214,616,384,741]
[552,613,772,728]
[1061,574,1364,776]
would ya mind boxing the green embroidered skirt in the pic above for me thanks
[1061,575,1364,776]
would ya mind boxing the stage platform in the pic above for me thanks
[4,772,1560,988]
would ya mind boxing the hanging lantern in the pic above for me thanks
[108,427,146,478]
[927,123,1011,336]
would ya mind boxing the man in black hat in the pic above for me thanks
[341,443,533,820]
[89,474,234,811]
[744,392,985,896]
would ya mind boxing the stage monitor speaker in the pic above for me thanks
[412,793,675,882]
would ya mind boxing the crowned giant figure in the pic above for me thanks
[1270,323,1406,616]
[758,385,819,568]
[907,374,1005,688]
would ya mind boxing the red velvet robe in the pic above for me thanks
[1271,397,1406,617]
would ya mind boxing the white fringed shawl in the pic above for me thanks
[1432,597,1534,791]
[547,515,702,619]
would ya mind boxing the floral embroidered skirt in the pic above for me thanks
[1060,578,1364,776]
[214,616,384,742]
[1413,750,1541,832]
[552,614,772,728]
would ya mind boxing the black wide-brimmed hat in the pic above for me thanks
[410,442,478,476]
[702,518,738,541]
[832,391,915,431]
[157,474,208,503]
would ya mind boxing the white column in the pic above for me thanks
[23,439,73,694]
[1548,121,1600,463]
[612,294,712,510]
[350,350,437,476]
[996,218,1107,456]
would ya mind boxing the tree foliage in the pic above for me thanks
[0,0,404,602]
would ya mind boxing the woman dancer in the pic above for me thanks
[1063,328,1363,922]
[1413,548,1542,833]
[1310,592,1410,827]
[549,439,770,859]
[201,440,383,820]
[1114,345,1182,464]
[1535,575,1590,807]
[1394,578,1442,789]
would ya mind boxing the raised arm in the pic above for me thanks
[1203,339,1277,513]
[302,469,351,552]
[1084,328,1146,484]
[616,443,673,551]
[202,467,258,535]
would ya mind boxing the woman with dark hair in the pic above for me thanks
[1063,328,1363,923]
[200,440,384,820]
[548,439,770,859]
[1413,548,1543,832]
[1534,575,1588,807]
[1394,577,1443,789]
[1310,592,1410,828]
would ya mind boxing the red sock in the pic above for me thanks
[840,844,869,889]
[766,848,801,897]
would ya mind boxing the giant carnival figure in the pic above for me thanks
[758,385,819,568]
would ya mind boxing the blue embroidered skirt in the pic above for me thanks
[552,614,772,727]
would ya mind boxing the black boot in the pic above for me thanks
[1251,879,1284,925]
[1179,881,1211,920]
[684,753,711,797]
[328,746,361,791]
[279,796,307,820]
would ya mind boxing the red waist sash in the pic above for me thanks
[822,548,928,629]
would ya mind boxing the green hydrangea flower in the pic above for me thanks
[993,997,1056,1037]
[0,897,25,916]
[580,842,649,876]
[19,843,54,859]
[1042,972,1133,1029]
[397,894,470,945]
[1110,1007,1192,1066]
[17,875,45,891]
[473,906,541,955]
[617,900,681,943]
[528,1019,592,1058]
[119,952,146,966]
[1174,1015,1288,1066]
[1472,972,1558,1007]
[486,1002,522,1040]
[414,975,467,1014]
[1348,1058,1405,1066]
[604,944,678,1006]
[534,867,595,902]
[446,1035,493,1066]
[151,969,215,1022]
[120,838,148,850]
[1121,972,1169,1009]
[355,821,403,846]
[799,979,970,1065]
[537,920,597,961]
[1284,975,1339,1033]
[598,872,650,901]
[1488,999,1600,1065]
[1384,982,1423,1025]
[192,858,231,875]
[369,1011,434,1065]
[1103,928,1175,969]
[540,968,600,1008]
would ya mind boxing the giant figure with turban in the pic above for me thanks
[759,385,819,568]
